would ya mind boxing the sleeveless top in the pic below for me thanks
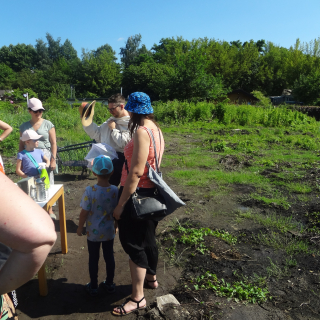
[120,126,164,188]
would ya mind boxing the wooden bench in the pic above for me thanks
[56,141,95,175]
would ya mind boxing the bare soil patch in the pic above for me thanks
[4,143,320,320]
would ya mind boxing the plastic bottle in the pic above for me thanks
[38,162,50,190]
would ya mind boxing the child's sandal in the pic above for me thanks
[112,296,146,316]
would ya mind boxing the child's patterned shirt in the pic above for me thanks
[80,184,118,242]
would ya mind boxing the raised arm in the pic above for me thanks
[0,120,13,142]
[82,122,102,143]
[0,173,56,294]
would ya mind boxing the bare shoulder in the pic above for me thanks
[135,127,149,141]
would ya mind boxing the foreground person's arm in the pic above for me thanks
[113,128,149,220]
[0,120,13,142]
[0,173,56,294]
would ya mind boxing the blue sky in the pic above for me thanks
[1,0,319,61]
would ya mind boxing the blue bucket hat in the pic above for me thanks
[125,92,153,114]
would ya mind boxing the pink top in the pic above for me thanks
[121,126,164,188]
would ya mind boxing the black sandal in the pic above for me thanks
[112,296,146,316]
[145,278,158,289]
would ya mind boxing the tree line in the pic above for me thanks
[0,33,320,105]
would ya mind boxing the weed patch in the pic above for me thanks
[250,193,291,210]
[186,271,270,304]
[238,212,304,233]
[255,231,316,256]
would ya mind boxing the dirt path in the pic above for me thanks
[12,171,288,320]
[5,138,320,319]
[13,172,180,320]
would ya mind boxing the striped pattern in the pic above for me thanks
[121,126,164,188]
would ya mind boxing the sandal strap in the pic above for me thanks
[117,298,132,315]
[146,279,157,283]
[129,296,145,309]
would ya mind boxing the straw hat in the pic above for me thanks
[79,101,96,126]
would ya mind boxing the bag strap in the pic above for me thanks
[22,150,41,174]
[124,127,162,175]
[145,128,161,174]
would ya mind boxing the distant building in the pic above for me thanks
[227,89,259,105]
[0,90,13,101]
[270,89,300,105]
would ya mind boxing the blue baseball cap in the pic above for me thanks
[125,92,153,114]
[92,155,113,175]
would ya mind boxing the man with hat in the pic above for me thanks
[80,94,130,186]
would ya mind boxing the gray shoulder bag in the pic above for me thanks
[130,128,185,221]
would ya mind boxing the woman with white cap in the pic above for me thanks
[19,98,57,218]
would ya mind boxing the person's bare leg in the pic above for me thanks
[113,259,146,313]
[145,273,158,288]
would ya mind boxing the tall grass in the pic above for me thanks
[153,100,318,129]
[1,98,318,158]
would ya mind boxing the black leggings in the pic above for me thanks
[118,187,158,275]
[87,239,115,288]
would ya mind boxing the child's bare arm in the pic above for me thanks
[77,209,89,236]
[16,160,27,178]
[43,155,50,168]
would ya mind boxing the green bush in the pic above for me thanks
[153,101,317,128]
[3,88,38,101]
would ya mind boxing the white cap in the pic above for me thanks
[28,98,45,111]
[20,129,43,141]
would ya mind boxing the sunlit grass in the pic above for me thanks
[170,169,269,187]
[239,211,304,233]
[255,231,317,256]
[250,193,290,210]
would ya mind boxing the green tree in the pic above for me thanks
[120,34,151,68]
[230,40,242,48]
[0,44,37,72]
[251,90,271,107]
[293,70,320,105]
[94,44,116,60]
[78,49,121,97]
[35,39,51,70]
[255,39,266,53]
[61,39,78,62]
[172,47,227,101]
[46,33,62,63]
[0,63,16,88]
[122,61,175,100]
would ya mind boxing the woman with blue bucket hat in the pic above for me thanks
[113,92,165,316]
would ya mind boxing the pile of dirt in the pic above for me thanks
[219,154,253,170]
[215,129,253,136]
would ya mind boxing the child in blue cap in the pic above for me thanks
[77,155,118,296]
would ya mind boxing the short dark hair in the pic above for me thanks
[108,93,125,104]
[96,170,113,180]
